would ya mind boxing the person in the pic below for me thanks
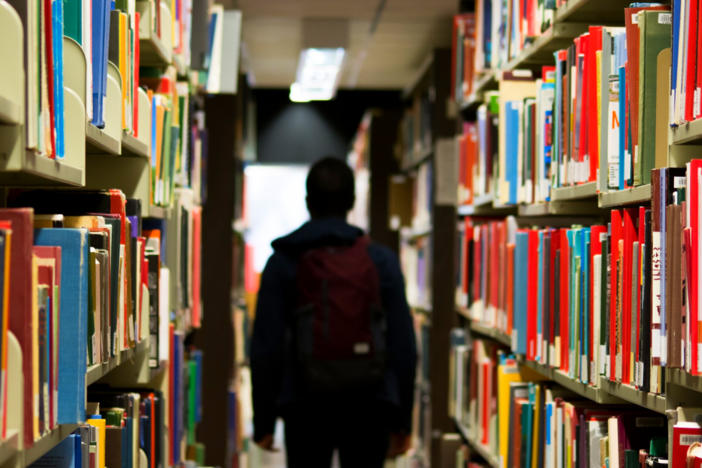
[250,156,418,468]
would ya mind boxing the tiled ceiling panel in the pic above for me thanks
[237,0,456,89]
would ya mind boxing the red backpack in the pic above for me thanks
[294,236,387,393]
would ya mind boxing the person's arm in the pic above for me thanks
[377,249,418,434]
[250,253,290,444]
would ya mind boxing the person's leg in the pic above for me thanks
[336,400,392,468]
[283,403,336,468]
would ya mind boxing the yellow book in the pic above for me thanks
[88,417,106,468]
[120,13,128,130]
[64,216,106,229]
[497,356,545,468]
[33,215,64,229]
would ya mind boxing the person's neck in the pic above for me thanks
[310,214,347,221]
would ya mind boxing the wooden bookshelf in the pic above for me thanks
[550,181,598,201]
[0,430,18,466]
[598,378,667,413]
[86,338,151,386]
[468,320,512,347]
[503,23,590,72]
[23,425,81,467]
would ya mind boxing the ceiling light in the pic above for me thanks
[289,47,345,102]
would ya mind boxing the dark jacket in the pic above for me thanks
[250,218,417,441]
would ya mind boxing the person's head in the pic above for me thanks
[306,156,355,219]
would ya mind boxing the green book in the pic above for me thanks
[64,0,82,44]
[638,11,672,185]
[624,450,639,468]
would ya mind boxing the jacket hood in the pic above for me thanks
[271,218,363,253]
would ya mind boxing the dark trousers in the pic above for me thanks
[282,399,393,468]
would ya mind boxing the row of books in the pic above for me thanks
[0,188,202,447]
[451,336,686,468]
[456,162,702,397]
[670,0,702,127]
[455,6,678,204]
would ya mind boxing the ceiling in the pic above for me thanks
[234,0,457,90]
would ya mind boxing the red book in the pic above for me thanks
[588,27,603,184]
[33,247,61,433]
[636,207,647,372]
[474,223,482,310]
[672,424,702,468]
[610,210,623,380]
[690,160,702,374]
[491,222,500,325]
[507,244,515,335]
[685,227,696,375]
[686,0,699,122]
[578,34,589,172]
[0,209,34,447]
[549,228,560,365]
[622,208,639,384]
[37,264,54,431]
[466,124,478,205]
[560,229,570,371]
[463,218,473,303]
[458,134,467,204]
[481,361,490,445]
[527,230,539,360]
[697,0,702,119]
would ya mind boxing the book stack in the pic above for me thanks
[466,0,555,76]
[452,14,477,104]
[400,93,433,169]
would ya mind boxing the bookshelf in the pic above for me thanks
[0,0,241,465]
[502,23,590,72]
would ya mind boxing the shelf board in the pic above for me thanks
[0,94,21,125]
[517,200,603,216]
[598,377,667,413]
[469,320,512,347]
[455,419,500,468]
[173,53,188,77]
[598,184,651,208]
[456,306,471,320]
[402,52,434,100]
[553,370,627,404]
[86,123,121,155]
[24,424,80,467]
[556,0,630,24]
[550,181,598,201]
[0,429,19,466]
[146,205,171,219]
[410,304,432,315]
[86,339,150,386]
[121,131,149,158]
[0,151,84,187]
[667,368,702,394]
[503,23,590,72]
[401,146,434,172]
[671,119,702,145]
[458,194,518,216]
[140,34,171,68]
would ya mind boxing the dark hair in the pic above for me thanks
[306,156,355,217]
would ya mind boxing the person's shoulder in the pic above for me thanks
[262,249,298,278]
[367,243,401,272]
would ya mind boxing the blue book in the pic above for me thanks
[28,433,77,468]
[619,66,626,190]
[53,0,65,158]
[34,228,89,424]
[506,101,520,204]
[91,0,111,128]
[582,229,591,383]
[73,432,82,468]
[515,232,529,354]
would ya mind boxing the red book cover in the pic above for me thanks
[44,0,56,158]
[466,124,478,205]
[610,210,623,380]
[697,0,702,118]
[589,225,607,380]
[134,12,140,138]
[560,229,570,372]
[578,34,589,170]
[458,134,467,204]
[690,160,702,374]
[37,264,54,431]
[481,361,490,444]
[549,228,560,364]
[450,15,463,100]
[138,237,147,341]
[685,0,699,122]
[464,218,473,301]
[474,223,482,309]
[685,227,696,375]
[491,222,500,322]
[622,208,639,384]
[0,209,34,447]
[542,65,556,82]
[673,424,702,467]
[33,246,61,432]
[498,222,506,325]
[588,27,603,183]
[636,206,646,370]
[527,230,539,360]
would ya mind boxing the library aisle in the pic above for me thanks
[4,0,702,468]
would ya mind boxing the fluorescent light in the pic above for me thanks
[289,47,345,102]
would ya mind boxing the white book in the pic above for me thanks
[608,417,620,468]
[593,254,601,385]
